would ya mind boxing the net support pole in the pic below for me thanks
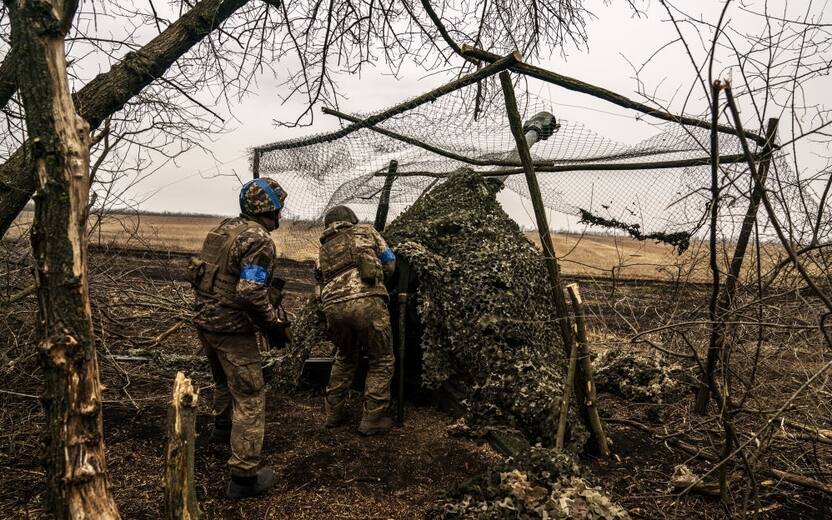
[395,256,411,427]
[694,116,779,413]
[464,45,766,145]
[252,149,261,179]
[499,70,572,355]
[499,71,595,449]
[374,160,398,232]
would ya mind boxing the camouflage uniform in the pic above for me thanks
[190,178,287,478]
[319,220,396,419]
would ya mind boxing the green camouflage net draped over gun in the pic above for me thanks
[383,169,574,444]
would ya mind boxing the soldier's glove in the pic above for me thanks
[264,321,291,350]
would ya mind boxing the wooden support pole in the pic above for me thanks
[697,80,725,417]
[566,283,610,457]
[164,372,200,520]
[374,154,757,178]
[396,292,408,427]
[256,51,521,153]
[374,160,398,232]
[395,256,411,427]
[555,327,579,450]
[463,45,767,145]
[498,71,572,353]
[499,71,597,447]
[694,117,778,412]
[251,149,261,179]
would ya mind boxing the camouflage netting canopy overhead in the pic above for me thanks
[252,84,795,246]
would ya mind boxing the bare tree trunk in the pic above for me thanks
[0,46,19,110]
[5,0,120,517]
[0,0,251,238]
[164,373,200,520]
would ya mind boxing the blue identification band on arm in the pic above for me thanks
[240,264,269,285]
[378,247,396,265]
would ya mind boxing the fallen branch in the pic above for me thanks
[610,418,832,496]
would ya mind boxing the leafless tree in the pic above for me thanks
[620,0,832,512]
[0,0,621,517]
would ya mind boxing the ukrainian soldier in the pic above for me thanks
[318,205,397,435]
[188,178,289,498]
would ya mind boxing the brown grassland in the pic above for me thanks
[10,210,761,281]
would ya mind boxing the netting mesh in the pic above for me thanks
[256,85,774,243]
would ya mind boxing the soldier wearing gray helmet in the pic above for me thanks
[188,177,289,498]
[317,205,397,435]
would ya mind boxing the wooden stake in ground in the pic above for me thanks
[566,283,610,457]
[555,326,579,450]
[5,0,120,517]
[164,372,200,520]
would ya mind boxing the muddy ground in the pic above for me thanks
[1,247,830,518]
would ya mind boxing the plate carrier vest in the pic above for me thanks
[319,224,381,285]
[188,220,258,308]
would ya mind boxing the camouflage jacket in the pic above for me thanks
[318,222,395,309]
[193,215,282,334]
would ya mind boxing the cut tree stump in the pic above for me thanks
[164,372,200,520]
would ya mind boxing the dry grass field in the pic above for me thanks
[9,210,781,282]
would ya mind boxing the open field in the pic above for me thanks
[9,210,773,281]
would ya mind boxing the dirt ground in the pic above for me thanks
[2,316,502,519]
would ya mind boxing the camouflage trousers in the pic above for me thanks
[198,330,265,477]
[324,296,394,414]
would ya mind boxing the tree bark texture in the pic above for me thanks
[0,0,251,238]
[0,46,19,110]
[164,372,200,520]
[6,0,120,517]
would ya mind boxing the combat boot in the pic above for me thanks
[226,467,276,499]
[325,399,349,428]
[358,405,392,435]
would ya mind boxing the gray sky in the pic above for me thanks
[67,1,830,231]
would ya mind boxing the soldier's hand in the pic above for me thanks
[265,321,291,350]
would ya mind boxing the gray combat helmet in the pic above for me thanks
[324,205,359,227]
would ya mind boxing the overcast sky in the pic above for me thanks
[61,1,831,231]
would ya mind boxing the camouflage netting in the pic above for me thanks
[267,298,330,389]
[383,170,571,443]
[428,447,630,520]
[284,170,578,445]
[593,349,695,404]
[254,84,802,256]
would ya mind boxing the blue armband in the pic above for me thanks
[378,247,396,265]
[240,264,269,285]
